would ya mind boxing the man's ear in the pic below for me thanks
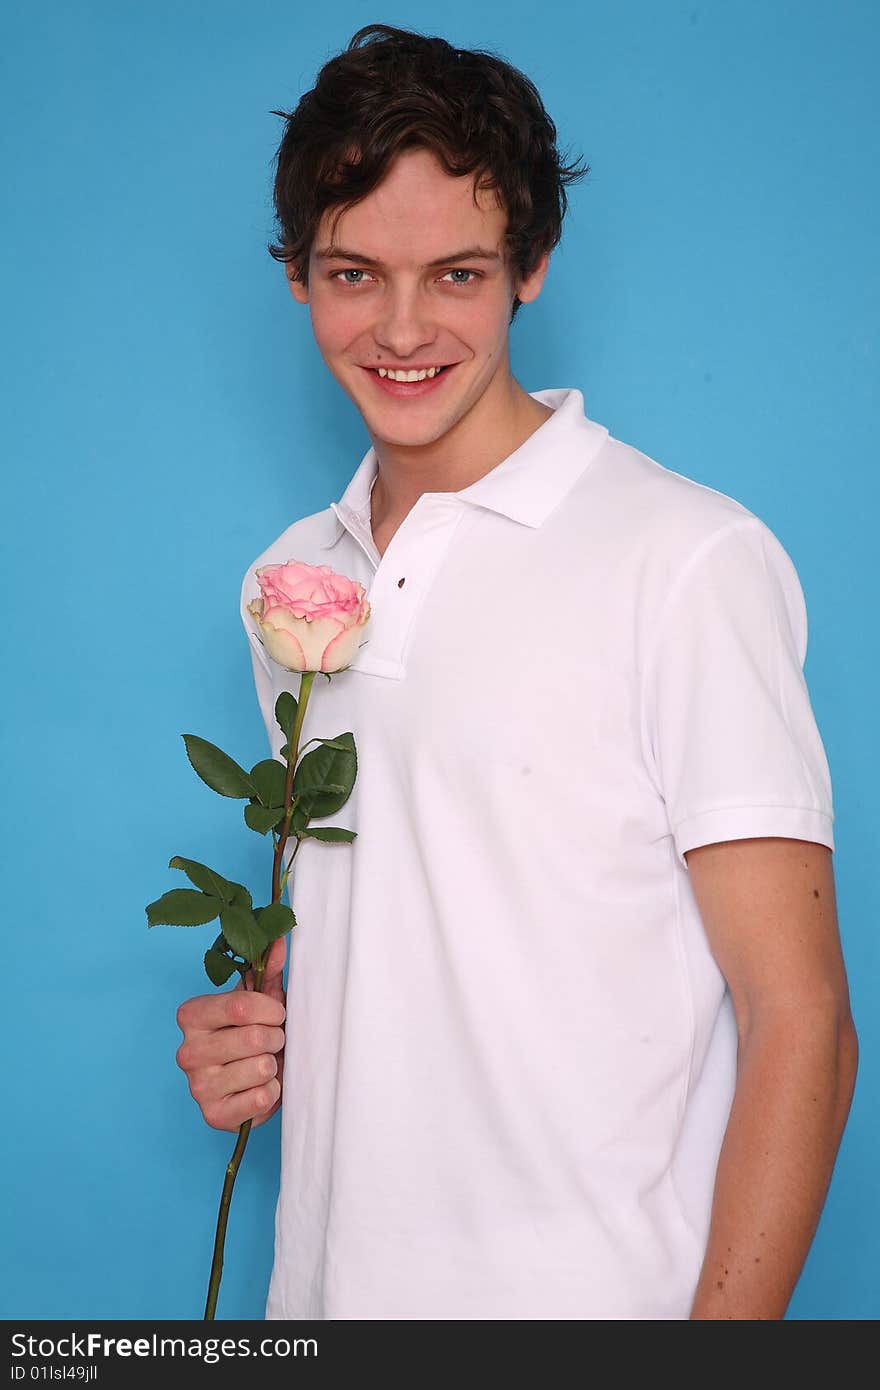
[515,250,551,306]
[286,265,310,305]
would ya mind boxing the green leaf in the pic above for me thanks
[274,691,298,740]
[297,826,357,843]
[254,902,296,941]
[249,758,288,809]
[219,902,269,964]
[228,882,253,910]
[168,856,236,903]
[204,948,238,986]
[244,803,285,835]
[146,888,222,927]
[182,735,256,799]
[293,733,357,819]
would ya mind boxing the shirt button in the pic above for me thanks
[397,577,406,588]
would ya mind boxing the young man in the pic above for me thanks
[175,24,858,1320]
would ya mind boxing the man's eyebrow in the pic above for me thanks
[314,245,503,267]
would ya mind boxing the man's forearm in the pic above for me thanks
[689,1004,858,1319]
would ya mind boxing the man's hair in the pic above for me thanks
[267,23,590,324]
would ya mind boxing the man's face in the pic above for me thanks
[287,147,548,453]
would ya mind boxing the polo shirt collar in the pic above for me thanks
[319,387,608,550]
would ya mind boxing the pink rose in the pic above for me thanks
[247,560,371,673]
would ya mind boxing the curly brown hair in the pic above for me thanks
[267,23,590,324]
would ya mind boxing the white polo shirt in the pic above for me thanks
[240,386,834,1320]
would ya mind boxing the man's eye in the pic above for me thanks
[333,268,373,285]
[442,269,480,285]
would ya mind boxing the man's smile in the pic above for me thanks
[359,361,460,396]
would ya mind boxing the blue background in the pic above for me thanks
[2,1,876,1320]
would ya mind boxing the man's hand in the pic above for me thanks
[685,837,858,1319]
[175,934,288,1130]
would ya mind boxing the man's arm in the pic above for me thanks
[684,836,858,1320]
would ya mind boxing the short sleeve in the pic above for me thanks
[641,517,835,869]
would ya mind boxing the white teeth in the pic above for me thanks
[377,366,442,381]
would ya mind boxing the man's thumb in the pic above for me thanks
[263,932,288,980]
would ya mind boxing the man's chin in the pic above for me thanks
[349,388,460,448]
[364,419,454,453]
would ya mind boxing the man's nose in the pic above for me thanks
[373,284,438,359]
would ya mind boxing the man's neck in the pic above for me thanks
[368,377,554,557]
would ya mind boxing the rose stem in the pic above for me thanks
[203,668,317,1321]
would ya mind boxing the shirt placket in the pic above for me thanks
[333,494,468,681]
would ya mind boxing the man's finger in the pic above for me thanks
[177,988,286,1034]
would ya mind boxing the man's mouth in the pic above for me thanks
[367,364,453,379]
[360,363,458,396]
